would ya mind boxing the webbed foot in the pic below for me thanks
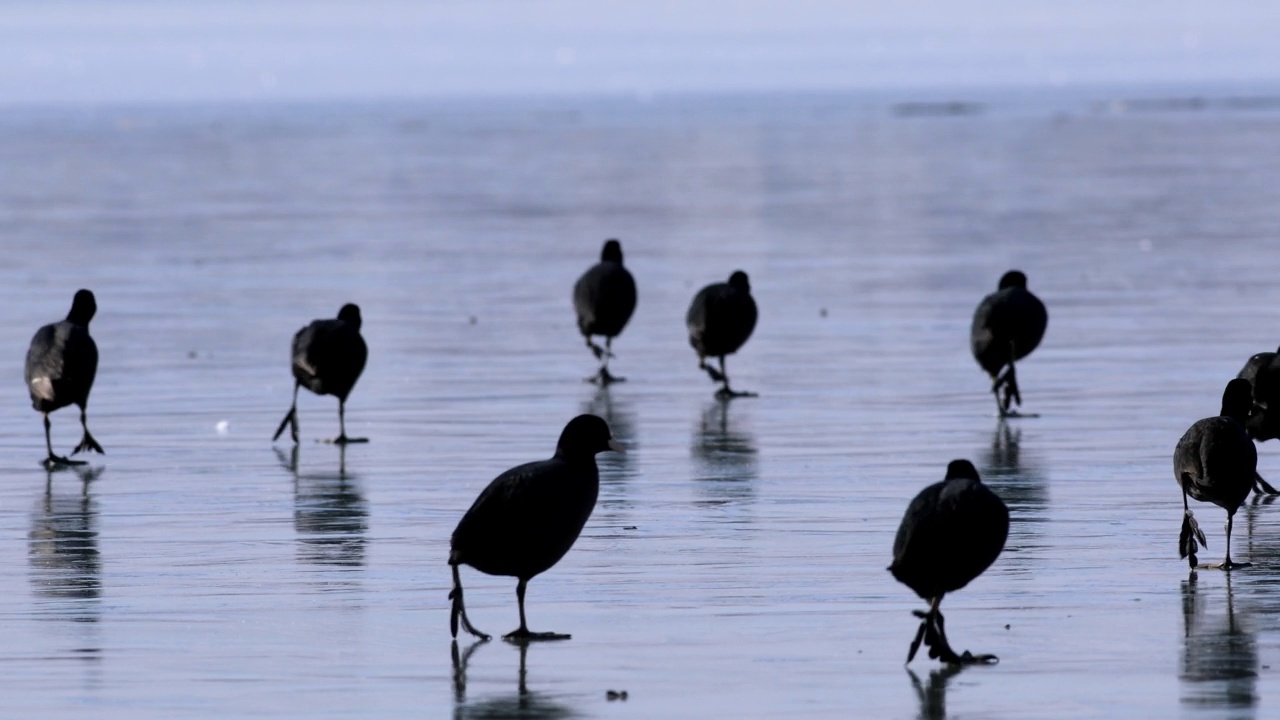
[323,435,369,445]
[42,455,86,469]
[1179,511,1207,569]
[907,609,998,666]
[586,368,625,385]
[503,628,571,642]
[449,586,491,642]
[72,431,104,456]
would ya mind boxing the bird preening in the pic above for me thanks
[573,239,637,385]
[890,459,1008,665]
[687,270,758,399]
[449,414,623,642]
[25,289,104,468]
[1175,379,1258,570]
[273,303,369,445]
[971,270,1047,417]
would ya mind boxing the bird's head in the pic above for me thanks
[338,303,362,330]
[943,459,981,482]
[997,270,1028,290]
[1221,378,1254,423]
[601,239,624,264]
[67,289,97,326]
[556,414,625,459]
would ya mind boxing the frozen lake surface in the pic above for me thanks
[2,89,1280,718]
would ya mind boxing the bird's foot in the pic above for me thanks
[1180,511,1207,569]
[322,435,369,445]
[503,628,571,642]
[72,432,104,456]
[945,650,999,665]
[42,455,86,469]
[998,409,1039,419]
[586,368,625,385]
[715,387,757,400]
[449,587,491,642]
[907,609,998,666]
[1199,559,1251,571]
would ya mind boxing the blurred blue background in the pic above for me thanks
[3,1,1279,104]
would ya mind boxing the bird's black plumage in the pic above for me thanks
[1175,379,1258,570]
[25,289,103,467]
[687,270,757,398]
[971,270,1048,416]
[449,414,621,642]
[1232,349,1280,496]
[272,303,368,445]
[1238,347,1280,441]
[573,239,637,385]
[890,459,1008,664]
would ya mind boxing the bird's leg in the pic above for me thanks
[989,373,1008,416]
[449,563,491,641]
[325,399,368,444]
[273,383,301,444]
[1205,513,1252,571]
[714,356,757,399]
[994,364,1036,418]
[43,414,54,459]
[1252,471,1280,498]
[700,355,725,383]
[585,335,610,360]
[598,337,623,384]
[988,344,1021,417]
[1179,480,1207,569]
[71,407,104,456]
[503,578,570,641]
[1003,342,1022,411]
[588,337,625,385]
[41,414,83,467]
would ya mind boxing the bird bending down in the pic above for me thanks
[25,289,104,468]
[573,239,637,385]
[687,270,758,398]
[273,303,368,445]
[1175,379,1257,571]
[970,270,1048,417]
[449,414,623,642]
[1235,348,1280,497]
[890,459,1009,665]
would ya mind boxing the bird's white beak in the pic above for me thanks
[608,438,626,453]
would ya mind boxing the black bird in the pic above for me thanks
[573,239,637,385]
[971,270,1048,416]
[273,304,368,445]
[1236,349,1280,497]
[890,459,1008,665]
[687,270,758,398]
[449,414,623,642]
[1175,379,1258,571]
[25,289,104,468]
